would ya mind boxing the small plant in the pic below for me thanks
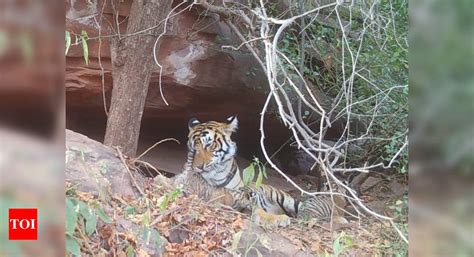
[242,157,268,188]
[389,195,408,219]
[323,232,354,257]
[386,195,408,256]
[159,186,183,212]
[64,30,89,65]
[66,197,112,256]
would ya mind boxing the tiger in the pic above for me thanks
[185,116,243,191]
[184,116,348,225]
[239,184,348,224]
[173,167,252,212]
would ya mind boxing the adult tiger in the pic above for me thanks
[185,116,244,192]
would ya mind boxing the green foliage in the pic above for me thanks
[323,232,354,257]
[65,196,113,256]
[389,197,408,218]
[267,0,409,174]
[384,195,408,256]
[126,244,135,257]
[243,157,267,187]
[142,227,162,249]
[242,163,255,186]
[66,235,81,257]
[332,232,353,257]
[65,198,78,235]
[124,205,136,215]
[80,30,89,65]
[95,205,112,224]
[64,30,89,66]
[159,187,183,212]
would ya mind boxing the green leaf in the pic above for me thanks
[343,235,353,248]
[151,228,162,248]
[66,235,81,257]
[142,227,161,247]
[100,163,108,174]
[142,226,150,243]
[85,213,97,236]
[66,198,78,234]
[80,30,89,65]
[77,200,89,218]
[333,234,342,257]
[143,209,151,226]
[160,195,171,212]
[258,162,267,178]
[255,169,263,188]
[160,188,183,212]
[126,244,135,257]
[124,205,136,215]
[96,207,112,223]
[65,31,71,55]
[243,164,255,186]
[76,200,97,235]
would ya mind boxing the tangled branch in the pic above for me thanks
[167,0,408,243]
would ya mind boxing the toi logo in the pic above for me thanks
[8,208,38,240]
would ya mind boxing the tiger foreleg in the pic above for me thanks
[252,208,291,227]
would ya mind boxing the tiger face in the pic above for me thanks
[187,116,238,172]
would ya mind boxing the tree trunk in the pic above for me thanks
[104,0,172,157]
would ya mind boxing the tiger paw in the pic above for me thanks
[333,216,348,224]
[252,208,291,227]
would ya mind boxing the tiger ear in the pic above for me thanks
[188,118,200,130]
[226,115,238,132]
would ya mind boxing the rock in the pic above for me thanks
[387,180,407,197]
[66,129,145,199]
[360,176,383,193]
[235,222,315,257]
[113,217,167,257]
[66,129,167,256]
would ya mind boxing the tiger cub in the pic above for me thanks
[173,168,251,211]
[239,185,348,225]
[298,194,348,223]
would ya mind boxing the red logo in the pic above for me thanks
[8,208,38,240]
